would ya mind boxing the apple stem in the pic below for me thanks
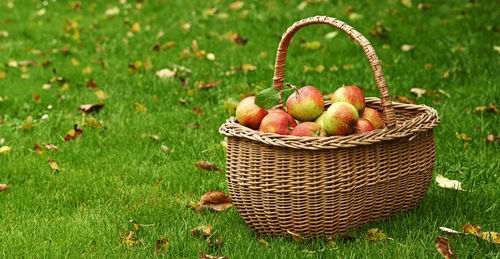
[285,82,300,96]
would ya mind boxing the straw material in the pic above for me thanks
[219,16,440,236]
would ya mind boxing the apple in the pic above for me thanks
[267,109,296,126]
[361,107,384,129]
[354,118,375,134]
[259,112,297,135]
[286,86,324,121]
[323,102,359,135]
[330,85,365,115]
[290,122,327,137]
[236,96,268,129]
[314,111,326,129]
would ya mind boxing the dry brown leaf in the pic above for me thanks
[86,79,97,89]
[120,230,139,249]
[199,191,232,211]
[34,143,44,155]
[193,107,204,115]
[435,236,457,259]
[207,237,223,248]
[233,33,248,45]
[199,251,228,259]
[199,80,222,89]
[191,225,213,237]
[48,158,60,171]
[435,174,463,191]
[475,103,500,114]
[64,125,83,141]
[78,103,104,114]
[0,184,9,192]
[393,95,416,104]
[461,224,500,244]
[42,143,59,152]
[155,236,169,254]
[194,161,222,171]
[32,94,41,103]
[455,132,472,141]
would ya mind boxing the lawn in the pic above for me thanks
[0,0,499,258]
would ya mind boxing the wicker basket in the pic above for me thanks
[219,16,440,237]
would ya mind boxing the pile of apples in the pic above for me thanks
[235,85,384,137]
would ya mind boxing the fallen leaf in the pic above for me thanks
[1,146,12,155]
[410,88,428,98]
[400,0,412,8]
[206,53,215,61]
[129,219,140,232]
[365,228,389,242]
[153,178,163,189]
[161,145,170,153]
[241,63,256,71]
[193,107,204,115]
[84,117,103,129]
[199,80,222,89]
[82,66,92,75]
[494,45,500,54]
[442,70,450,79]
[78,103,104,114]
[418,3,430,11]
[86,79,97,89]
[0,184,9,192]
[64,124,83,141]
[128,61,142,73]
[393,95,416,104]
[207,237,223,248]
[229,1,244,10]
[258,238,271,248]
[141,133,160,141]
[478,103,500,114]
[42,143,59,152]
[32,94,41,104]
[435,236,457,259]
[455,132,472,141]
[34,143,45,155]
[135,102,147,114]
[401,44,415,52]
[48,158,60,171]
[439,227,467,238]
[301,41,321,50]
[0,71,5,80]
[155,236,169,254]
[194,161,222,171]
[95,90,108,100]
[484,135,500,143]
[199,251,227,259]
[233,33,248,45]
[199,191,232,211]
[71,58,79,66]
[120,230,139,249]
[435,174,463,191]
[156,68,176,78]
[191,225,213,237]
[461,224,500,244]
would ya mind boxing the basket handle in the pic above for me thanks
[273,16,396,129]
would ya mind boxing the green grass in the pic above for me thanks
[1,0,499,257]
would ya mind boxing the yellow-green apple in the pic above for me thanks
[267,109,296,126]
[286,86,324,121]
[314,111,326,129]
[323,102,359,135]
[330,86,365,115]
[259,112,297,135]
[354,118,375,134]
[290,122,327,137]
[236,96,268,129]
[361,107,384,129]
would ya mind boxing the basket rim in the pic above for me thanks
[219,97,440,150]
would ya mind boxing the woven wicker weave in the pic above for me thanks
[219,16,440,236]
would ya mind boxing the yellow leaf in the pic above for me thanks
[455,132,472,141]
[258,238,271,248]
[365,228,389,242]
[135,102,147,114]
[48,158,60,171]
[229,1,244,11]
[400,0,412,8]
[0,71,5,80]
[143,57,153,70]
[461,224,500,244]
[0,146,11,155]
[95,90,108,100]
[241,63,256,71]
[60,83,70,92]
[435,174,463,191]
[494,45,500,54]
[129,219,140,232]
[82,66,92,75]
[120,230,139,249]
[206,53,215,61]
[129,21,140,33]
[71,58,79,66]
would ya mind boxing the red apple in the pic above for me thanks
[236,96,268,129]
[267,109,296,126]
[286,86,324,121]
[259,112,297,135]
[330,85,365,115]
[291,122,327,137]
[323,102,359,135]
[361,107,384,129]
[354,118,375,134]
